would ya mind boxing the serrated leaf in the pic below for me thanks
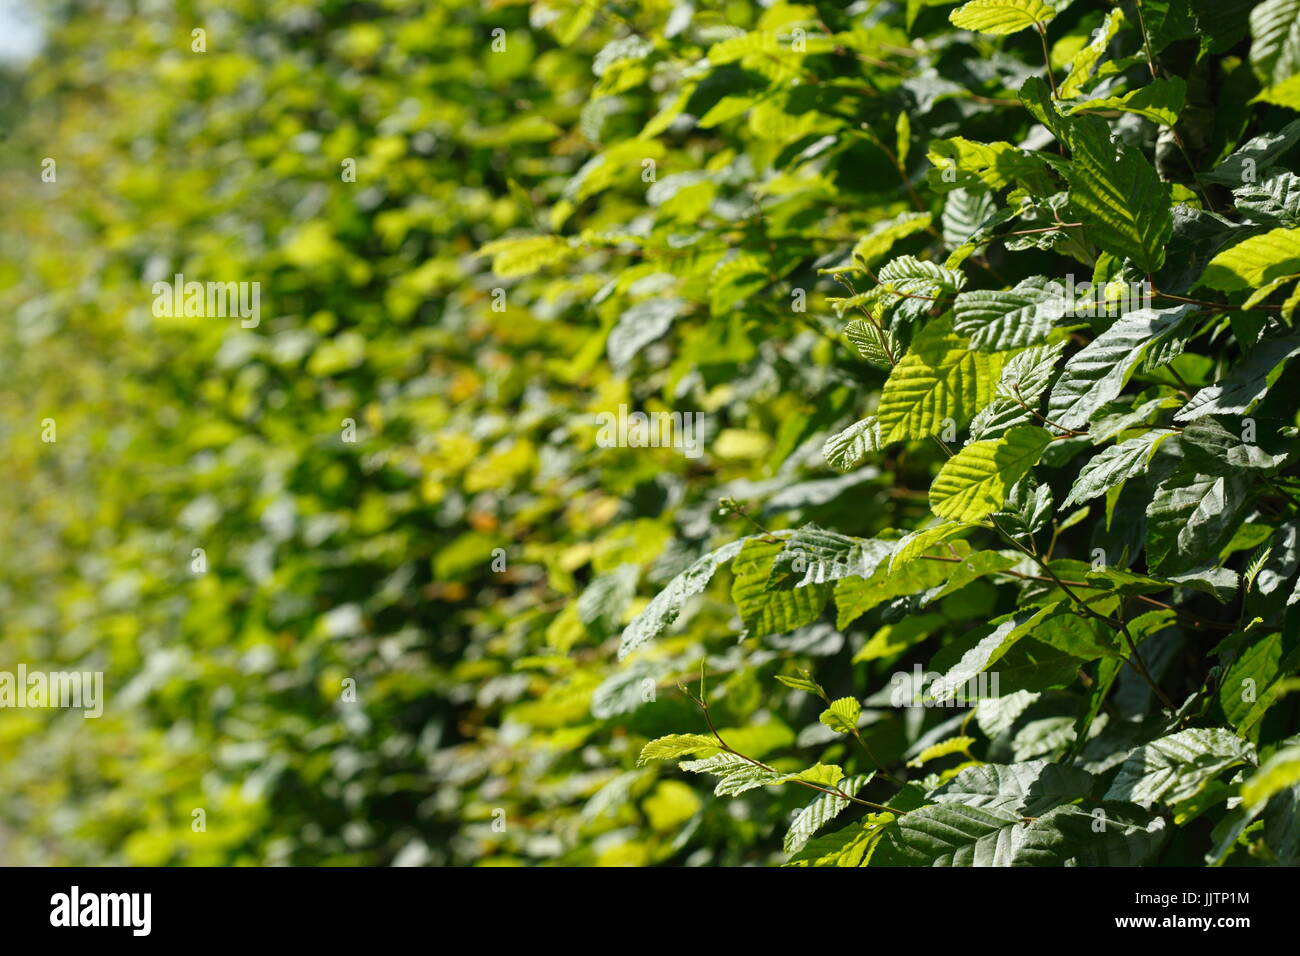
[927,604,1060,703]
[732,537,832,637]
[1064,76,1186,126]
[877,337,996,443]
[785,817,889,866]
[1064,115,1173,273]
[639,734,720,764]
[1046,305,1198,430]
[1105,729,1255,808]
[870,803,1037,866]
[844,321,900,368]
[1249,0,1300,91]
[1175,331,1300,421]
[907,735,976,767]
[785,774,873,854]
[1235,170,1300,225]
[930,760,1094,815]
[929,426,1052,522]
[775,674,827,697]
[1199,226,1300,292]
[1146,468,1253,575]
[1241,742,1300,809]
[822,416,883,472]
[1205,118,1300,186]
[819,696,863,733]
[1062,429,1176,507]
[953,277,1068,351]
[620,534,784,658]
[949,0,1056,35]
[1059,9,1125,98]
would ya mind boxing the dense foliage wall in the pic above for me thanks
[1,0,1299,866]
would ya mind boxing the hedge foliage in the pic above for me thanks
[2,0,1300,866]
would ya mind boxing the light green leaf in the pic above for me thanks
[907,735,976,767]
[1059,9,1125,98]
[785,773,874,854]
[1199,226,1300,292]
[929,426,1052,522]
[1241,742,1300,808]
[1064,76,1186,126]
[949,0,1056,35]
[819,696,863,733]
[877,337,996,443]
[638,734,720,765]
[731,537,832,637]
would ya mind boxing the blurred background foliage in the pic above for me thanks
[1,0,889,866]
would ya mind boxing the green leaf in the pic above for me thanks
[835,542,969,627]
[949,0,1056,35]
[1061,429,1176,507]
[822,416,883,472]
[907,735,976,767]
[1105,728,1256,808]
[952,277,1067,350]
[844,321,900,369]
[870,803,1037,865]
[1199,226,1300,292]
[775,674,827,697]
[877,336,997,443]
[845,211,935,269]
[926,138,1052,194]
[1249,0,1300,91]
[1046,305,1198,430]
[1174,332,1300,421]
[927,604,1060,702]
[1064,115,1174,273]
[577,563,639,635]
[1146,468,1253,575]
[679,753,788,797]
[930,760,1094,815]
[785,773,874,854]
[478,234,572,277]
[1059,9,1125,98]
[731,537,832,637]
[785,817,889,867]
[929,426,1053,522]
[1234,170,1300,225]
[1064,77,1186,126]
[819,696,863,733]
[639,734,720,764]
[1241,742,1300,809]
[1205,119,1300,186]
[769,526,891,588]
[619,534,783,658]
